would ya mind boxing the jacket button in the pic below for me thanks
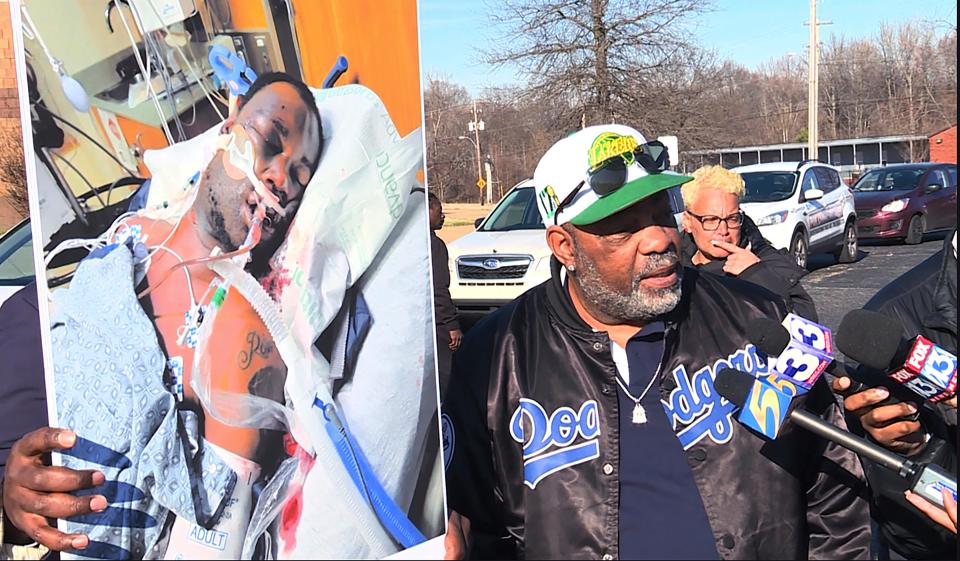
[593,341,605,352]
[602,554,614,560]
[690,448,707,461]
[720,534,735,549]
[602,463,614,475]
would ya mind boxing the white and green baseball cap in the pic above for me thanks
[534,124,693,227]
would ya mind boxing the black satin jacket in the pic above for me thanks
[442,260,872,560]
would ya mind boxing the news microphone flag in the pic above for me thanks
[837,310,958,403]
[714,368,801,440]
[715,368,958,513]
[765,314,834,392]
[888,335,957,403]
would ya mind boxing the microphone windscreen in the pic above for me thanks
[747,318,791,356]
[714,368,755,409]
[836,309,903,371]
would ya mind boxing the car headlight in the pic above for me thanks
[881,199,909,213]
[756,211,789,226]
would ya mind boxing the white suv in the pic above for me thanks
[447,179,687,319]
[447,180,552,319]
[733,161,858,269]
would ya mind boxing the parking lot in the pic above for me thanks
[450,229,950,335]
[804,233,947,333]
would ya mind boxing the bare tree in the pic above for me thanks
[423,76,476,203]
[0,128,29,222]
[425,17,956,191]
[484,0,713,125]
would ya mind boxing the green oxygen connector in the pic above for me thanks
[212,285,228,309]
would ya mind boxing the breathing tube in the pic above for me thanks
[188,126,421,552]
[202,257,397,556]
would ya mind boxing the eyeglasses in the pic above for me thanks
[686,211,744,231]
[553,140,671,225]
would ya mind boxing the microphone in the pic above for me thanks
[714,367,957,511]
[746,313,834,391]
[836,309,958,404]
[751,312,902,408]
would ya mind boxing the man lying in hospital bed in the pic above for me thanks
[33,73,438,559]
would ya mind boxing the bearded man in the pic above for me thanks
[440,125,871,560]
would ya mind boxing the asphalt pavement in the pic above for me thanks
[456,231,950,335]
[802,232,949,334]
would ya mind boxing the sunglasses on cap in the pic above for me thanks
[554,140,671,225]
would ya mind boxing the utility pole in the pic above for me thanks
[484,159,494,205]
[806,0,831,161]
[467,102,487,205]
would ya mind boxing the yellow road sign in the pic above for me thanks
[476,178,487,190]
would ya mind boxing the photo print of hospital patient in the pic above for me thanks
[10,1,443,559]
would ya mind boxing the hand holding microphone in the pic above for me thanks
[714,367,957,518]
[833,309,957,456]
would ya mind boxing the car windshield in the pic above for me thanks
[480,187,545,231]
[0,221,35,282]
[740,172,798,203]
[852,169,924,192]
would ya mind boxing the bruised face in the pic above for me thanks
[197,81,321,272]
[682,188,741,260]
[568,191,683,323]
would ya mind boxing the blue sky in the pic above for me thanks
[419,0,958,94]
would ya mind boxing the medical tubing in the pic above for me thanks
[208,257,393,557]
[20,5,58,69]
[33,106,141,177]
[50,152,108,210]
[43,237,103,268]
[114,4,175,143]
[321,401,427,548]
[137,242,253,299]
[240,454,300,559]
[188,279,291,431]
[138,0,229,117]
[44,209,142,270]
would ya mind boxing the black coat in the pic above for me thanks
[681,214,818,321]
[431,232,460,332]
[443,259,871,559]
[857,230,957,560]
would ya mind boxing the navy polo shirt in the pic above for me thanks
[614,322,719,560]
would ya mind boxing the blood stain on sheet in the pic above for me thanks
[279,437,316,555]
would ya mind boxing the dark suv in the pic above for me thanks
[852,163,958,244]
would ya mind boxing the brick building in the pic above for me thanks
[0,1,27,232]
[929,124,957,165]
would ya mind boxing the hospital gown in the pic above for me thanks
[50,242,237,559]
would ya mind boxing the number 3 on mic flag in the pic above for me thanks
[770,314,834,391]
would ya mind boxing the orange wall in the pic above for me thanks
[226,0,268,30]
[291,0,423,136]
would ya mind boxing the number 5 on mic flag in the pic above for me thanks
[737,374,801,440]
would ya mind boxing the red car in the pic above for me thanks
[852,163,957,244]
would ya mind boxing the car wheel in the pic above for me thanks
[790,230,808,270]
[905,214,925,245]
[835,221,858,263]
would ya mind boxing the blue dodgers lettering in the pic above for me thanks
[663,345,769,450]
[510,398,600,489]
